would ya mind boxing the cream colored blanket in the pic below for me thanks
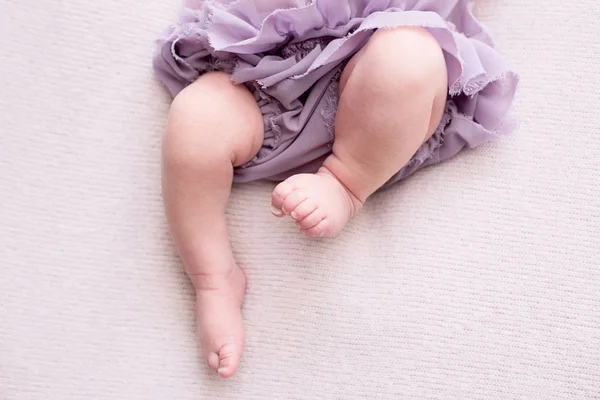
[1,0,599,398]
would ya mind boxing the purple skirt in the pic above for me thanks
[153,0,518,187]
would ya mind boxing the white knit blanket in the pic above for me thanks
[1,0,599,398]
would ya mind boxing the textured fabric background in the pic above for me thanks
[1,1,599,399]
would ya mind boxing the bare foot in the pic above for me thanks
[271,167,363,237]
[192,264,247,378]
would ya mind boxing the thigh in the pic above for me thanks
[339,27,448,140]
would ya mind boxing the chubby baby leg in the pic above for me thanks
[272,27,448,237]
[163,72,264,378]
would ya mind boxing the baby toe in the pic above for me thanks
[271,181,295,216]
[207,351,220,372]
[290,198,318,221]
[297,208,325,231]
[216,343,241,379]
[302,218,332,238]
[282,190,309,216]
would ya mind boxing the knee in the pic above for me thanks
[163,72,263,170]
[345,27,447,96]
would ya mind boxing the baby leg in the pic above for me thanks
[163,72,264,378]
[271,27,448,237]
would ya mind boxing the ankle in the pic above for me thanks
[321,152,377,204]
[317,166,364,216]
[191,264,246,306]
[187,262,238,291]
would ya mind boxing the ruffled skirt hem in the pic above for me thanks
[153,0,519,184]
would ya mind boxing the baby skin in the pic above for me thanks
[162,27,448,378]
